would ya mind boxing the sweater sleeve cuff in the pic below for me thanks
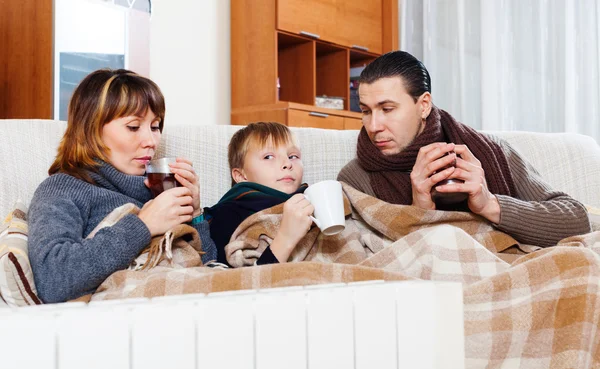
[120,213,152,250]
[192,220,218,264]
[256,246,280,265]
[495,194,591,246]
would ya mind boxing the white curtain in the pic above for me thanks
[401,0,600,143]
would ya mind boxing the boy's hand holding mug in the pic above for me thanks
[270,181,347,262]
[270,194,314,262]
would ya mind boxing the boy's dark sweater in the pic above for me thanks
[205,182,307,266]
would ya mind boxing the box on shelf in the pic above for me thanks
[315,95,344,110]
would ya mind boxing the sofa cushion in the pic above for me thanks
[0,201,42,306]
[156,125,360,208]
[488,131,600,208]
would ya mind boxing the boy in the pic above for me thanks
[205,122,315,266]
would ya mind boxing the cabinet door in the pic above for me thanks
[277,0,337,41]
[278,0,383,54]
[343,117,363,130]
[336,0,383,54]
[288,109,344,130]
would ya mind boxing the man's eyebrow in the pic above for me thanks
[375,99,397,106]
[359,99,398,107]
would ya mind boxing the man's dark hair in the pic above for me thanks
[359,50,431,102]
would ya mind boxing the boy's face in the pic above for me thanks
[233,138,304,194]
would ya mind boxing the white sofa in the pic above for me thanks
[1,119,599,219]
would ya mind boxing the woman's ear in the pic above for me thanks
[231,168,247,184]
[419,92,432,118]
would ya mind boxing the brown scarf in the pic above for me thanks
[356,106,516,208]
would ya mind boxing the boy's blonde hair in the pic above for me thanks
[228,122,295,186]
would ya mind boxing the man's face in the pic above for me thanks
[359,77,429,155]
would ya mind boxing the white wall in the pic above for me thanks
[127,9,151,78]
[150,0,230,126]
[54,0,127,119]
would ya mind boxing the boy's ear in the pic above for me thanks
[231,168,247,184]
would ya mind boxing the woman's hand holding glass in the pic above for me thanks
[168,158,202,217]
[138,186,194,236]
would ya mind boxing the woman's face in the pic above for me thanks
[101,109,162,175]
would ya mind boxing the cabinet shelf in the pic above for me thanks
[231,0,398,130]
[277,32,315,106]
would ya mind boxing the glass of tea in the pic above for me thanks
[146,157,182,197]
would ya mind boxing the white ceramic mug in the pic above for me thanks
[304,180,345,236]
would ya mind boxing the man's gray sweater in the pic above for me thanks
[28,163,217,303]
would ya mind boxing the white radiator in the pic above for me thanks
[0,280,465,369]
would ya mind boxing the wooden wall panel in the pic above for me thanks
[383,0,399,52]
[0,0,53,119]
[231,0,278,109]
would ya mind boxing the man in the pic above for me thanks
[338,50,590,246]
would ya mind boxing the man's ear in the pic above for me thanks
[419,92,433,118]
[231,168,247,184]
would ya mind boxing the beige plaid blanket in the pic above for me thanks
[88,203,205,270]
[92,184,600,368]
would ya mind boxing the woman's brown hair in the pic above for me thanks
[49,69,165,182]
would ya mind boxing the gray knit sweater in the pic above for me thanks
[338,135,591,247]
[28,163,217,303]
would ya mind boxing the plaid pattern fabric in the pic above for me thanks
[463,244,600,368]
[92,184,600,367]
[88,203,204,270]
[225,183,519,270]
[93,262,411,300]
[0,201,41,307]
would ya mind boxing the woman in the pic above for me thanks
[28,69,216,303]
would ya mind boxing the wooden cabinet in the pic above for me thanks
[277,0,338,44]
[231,0,398,130]
[336,0,384,54]
[277,0,383,54]
[288,109,344,130]
[343,117,364,130]
[0,0,53,119]
[231,102,362,130]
